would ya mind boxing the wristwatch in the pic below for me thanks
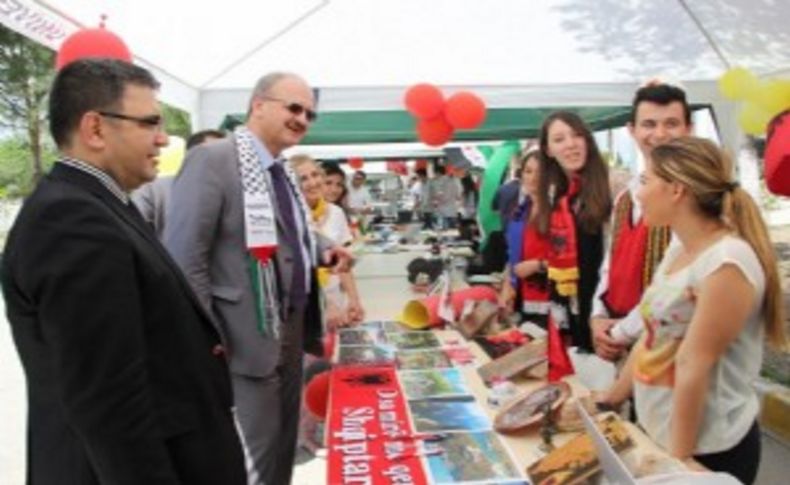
[537,259,547,273]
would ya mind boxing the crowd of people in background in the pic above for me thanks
[1,57,785,485]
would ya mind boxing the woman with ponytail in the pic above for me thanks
[599,137,786,483]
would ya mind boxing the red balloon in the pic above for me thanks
[347,157,364,170]
[445,91,487,129]
[305,371,331,419]
[56,27,132,70]
[417,116,454,146]
[404,83,445,120]
[386,160,408,175]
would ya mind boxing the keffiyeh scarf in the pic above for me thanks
[235,127,316,338]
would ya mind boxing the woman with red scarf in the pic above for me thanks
[498,149,551,327]
[534,111,612,353]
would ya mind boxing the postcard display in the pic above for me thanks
[327,321,527,485]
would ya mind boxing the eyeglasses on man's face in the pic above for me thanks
[98,111,165,131]
[262,96,318,122]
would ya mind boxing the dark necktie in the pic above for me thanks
[268,162,306,301]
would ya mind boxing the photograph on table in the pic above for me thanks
[387,331,442,350]
[397,368,471,400]
[526,414,633,485]
[443,346,478,367]
[396,349,452,370]
[425,431,526,484]
[408,396,491,433]
[357,320,408,333]
[336,343,396,366]
[338,327,387,346]
[477,338,547,384]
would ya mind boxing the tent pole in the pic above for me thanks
[676,0,731,69]
[200,0,331,88]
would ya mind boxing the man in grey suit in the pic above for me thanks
[165,72,346,484]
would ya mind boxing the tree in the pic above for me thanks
[161,102,192,140]
[0,25,54,189]
[0,136,56,197]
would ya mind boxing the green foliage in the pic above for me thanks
[0,25,53,131]
[162,103,192,139]
[0,25,55,192]
[0,137,56,197]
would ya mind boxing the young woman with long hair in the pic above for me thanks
[599,137,786,484]
[535,111,612,351]
[498,149,551,327]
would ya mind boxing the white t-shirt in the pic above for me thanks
[633,236,765,454]
[347,185,372,211]
[318,203,353,247]
[409,180,423,209]
[316,202,353,302]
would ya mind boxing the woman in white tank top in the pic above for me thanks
[598,137,787,484]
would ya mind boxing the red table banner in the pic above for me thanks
[327,366,429,485]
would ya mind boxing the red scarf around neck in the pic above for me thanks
[547,177,580,297]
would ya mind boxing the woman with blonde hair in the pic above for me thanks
[290,154,365,327]
[290,154,364,456]
[599,137,786,483]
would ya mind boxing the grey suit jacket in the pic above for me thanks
[164,136,325,377]
[131,175,172,239]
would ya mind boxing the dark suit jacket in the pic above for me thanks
[1,163,246,485]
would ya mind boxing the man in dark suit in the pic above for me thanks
[165,72,348,484]
[1,59,246,485]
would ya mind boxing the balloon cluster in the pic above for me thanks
[718,67,790,135]
[404,83,487,146]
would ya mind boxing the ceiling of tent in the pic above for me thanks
[4,0,789,147]
[15,0,790,90]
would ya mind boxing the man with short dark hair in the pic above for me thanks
[165,71,349,484]
[591,82,693,360]
[1,58,246,485]
[187,129,226,150]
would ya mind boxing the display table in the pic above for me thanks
[328,250,684,484]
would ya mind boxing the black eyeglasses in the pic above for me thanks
[98,111,165,131]
[262,96,318,122]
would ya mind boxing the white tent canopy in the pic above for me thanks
[4,0,790,151]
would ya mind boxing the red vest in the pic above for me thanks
[604,216,648,316]
[603,192,671,317]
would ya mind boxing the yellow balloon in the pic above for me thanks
[157,135,186,177]
[738,103,772,135]
[749,79,790,117]
[719,67,758,100]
